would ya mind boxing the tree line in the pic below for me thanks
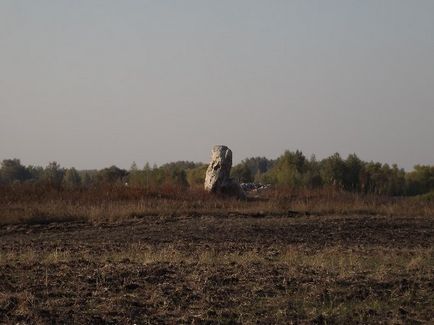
[231,151,434,196]
[1,150,433,196]
[0,159,204,190]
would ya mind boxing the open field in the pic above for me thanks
[1,207,433,323]
[2,0,434,323]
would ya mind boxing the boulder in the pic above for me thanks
[204,145,246,199]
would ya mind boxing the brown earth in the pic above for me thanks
[0,214,433,324]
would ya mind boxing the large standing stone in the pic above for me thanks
[204,145,246,199]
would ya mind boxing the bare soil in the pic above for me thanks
[1,214,433,324]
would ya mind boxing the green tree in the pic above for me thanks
[231,163,253,183]
[186,164,207,187]
[0,159,30,184]
[406,165,434,195]
[27,165,44,182]
[143,163,152,188]
[260,150,307,187]
[128,162,143,186]
[361,162,406,195]
[43,161,65,187]
[241,157,274,179]
[63,168,81,189]
[97,166,128,184]
[81,173,93,188]
[302,155,323,188]
[169,168,189,187]
[344,154,364,191]
[320,153,347,187]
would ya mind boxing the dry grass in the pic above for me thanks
[1,184,433,225]
[1,244,433,323]
[2,244,432,276]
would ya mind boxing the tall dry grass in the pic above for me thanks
[0,184,433,225]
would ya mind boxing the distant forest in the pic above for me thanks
[1,150,433,197]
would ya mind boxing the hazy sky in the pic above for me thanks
[1,1,433,170]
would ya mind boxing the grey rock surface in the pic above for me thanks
[204,145,245,199]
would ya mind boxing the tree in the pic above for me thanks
[143,163,152,188]
[302,155,323,188]
[320,153,347,187]
[0,159,30,184]
[186,164,207,187]
[231,163,253,183]
[63,168,81,189]
[81,173,93,188]
[43,161,65,187]
[406,165,434,195]
[344,154,364,191]
[361,162,406,195]
[264,150,307,187]
[130,162,138,172]
[169,168,189,187]
[27,165,44,183]
[128,162,142,186]
[97,166,128,184]
[241,157,274,177]
[160,161,202,171]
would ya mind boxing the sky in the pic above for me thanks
[1,0,433,170]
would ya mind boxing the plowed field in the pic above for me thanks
[1,214,433,323]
